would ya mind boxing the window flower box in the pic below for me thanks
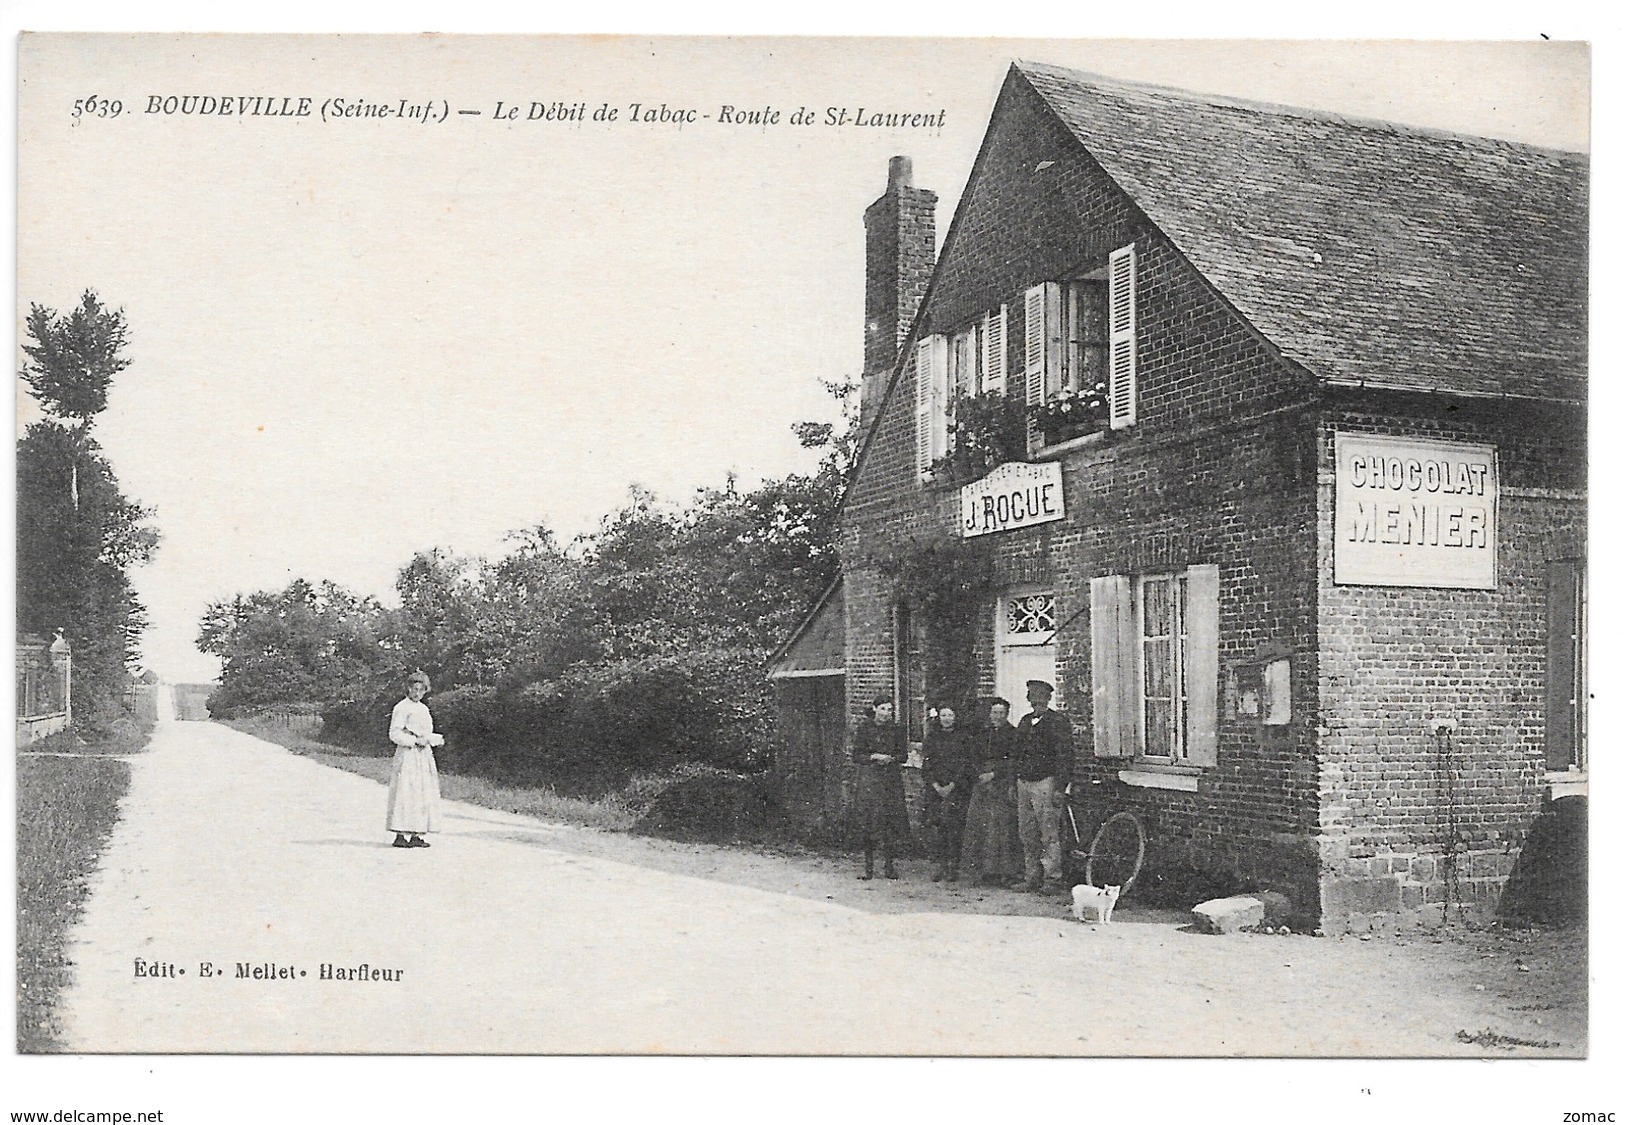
[1031,382,1109,445]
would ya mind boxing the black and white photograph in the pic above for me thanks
[7,16,1604,1122]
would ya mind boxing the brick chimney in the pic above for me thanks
[860,156,937,432]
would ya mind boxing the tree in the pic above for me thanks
[791,375,861,493]
[20,291,130,422]
[17,292,157,729]
[392,548,483,684]
[197,579,391,714]
[17,428,158,724]
[465,527,596,689]
[20,291,132,510]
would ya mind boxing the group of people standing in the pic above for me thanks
[850,680,1075,893]
[386,665,1078,891]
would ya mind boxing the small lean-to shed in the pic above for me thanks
[767,579,847,837]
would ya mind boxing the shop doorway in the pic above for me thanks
[995,589,1058,723]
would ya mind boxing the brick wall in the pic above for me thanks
[1314,393,1586,934]
[863,180,937,379]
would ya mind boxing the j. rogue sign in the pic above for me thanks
[1334,433,1498,589]
[960,461,1065,539]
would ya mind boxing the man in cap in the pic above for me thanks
[1010,679,1072,893]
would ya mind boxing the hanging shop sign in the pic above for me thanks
[961,461,1065,539]
[1334,433,1498,589]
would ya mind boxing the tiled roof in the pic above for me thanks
[766,578,845,677]
[1016,61,1588,402]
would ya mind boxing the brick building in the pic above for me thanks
[771,61,1587,933]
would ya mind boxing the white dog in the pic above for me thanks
[1070,883,1120,924]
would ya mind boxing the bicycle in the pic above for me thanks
[1059,778,1147,894]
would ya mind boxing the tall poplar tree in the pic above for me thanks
[17,290,159,729]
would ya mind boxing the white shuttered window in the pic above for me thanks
[1183,564,1220,766]
[1024,282,1061,408]
[1023,244,1137,445]
[1090,575,1135,758]
[1090,563,1219,766]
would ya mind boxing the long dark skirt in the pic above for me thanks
[959,777,1022,881]
[853,766,908,845]
[927,792,969,867]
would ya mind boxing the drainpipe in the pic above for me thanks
[1431,718,1460,922]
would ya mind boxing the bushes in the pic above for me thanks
[314,645,774,796]
[535,647,770,778]
[319,692,396,754]
[630,767,782,844]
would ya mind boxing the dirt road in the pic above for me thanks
[59,714,1583,1056]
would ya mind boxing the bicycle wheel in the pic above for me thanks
[1086,811,1146,893]
[1059,803,1090,884]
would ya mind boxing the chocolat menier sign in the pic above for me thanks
[960,461,1065,539]
[1334,433,1498,589]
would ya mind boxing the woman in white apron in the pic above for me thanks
[387,669,443,848]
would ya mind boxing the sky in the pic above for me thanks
[3,3,1616,1120]
[14,34,1592,683]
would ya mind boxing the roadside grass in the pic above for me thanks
[222,713,637,832]
[16,719,151,1052]
[23,719,155,758]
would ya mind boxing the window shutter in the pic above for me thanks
[1108,244,1138,429]
[929,333,950,465]
[1024,283,1058,407]
[1090,574,1133,758]
[914,337,934,480]
[981,306,1007,396]
[1545,558,1581,770]
[1184,563,1220,767]
[1026,283,1061,454]
[914,335,949,480]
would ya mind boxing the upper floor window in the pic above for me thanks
[912,241,1135,478]
[915,306,1008,481]
[1025,244,1137,445]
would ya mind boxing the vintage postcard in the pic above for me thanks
[11,27,1597,1119]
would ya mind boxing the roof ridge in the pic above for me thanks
[1012,58,1586,160]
